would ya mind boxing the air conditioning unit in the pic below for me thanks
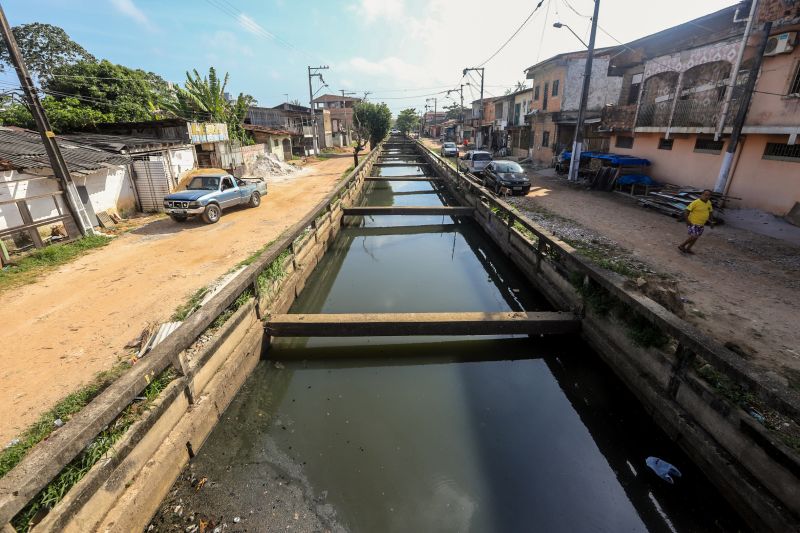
[764,32,796,56]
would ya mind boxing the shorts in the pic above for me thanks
[687,224,705,237]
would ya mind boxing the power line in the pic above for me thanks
[477,0,547,67]
[536,0,553,63]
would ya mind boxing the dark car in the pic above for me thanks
[482,160,531,195]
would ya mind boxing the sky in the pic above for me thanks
[2,0,740,115]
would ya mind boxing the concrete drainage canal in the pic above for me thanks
[147,138,747,532]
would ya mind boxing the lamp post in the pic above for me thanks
[552,22,588,48]
[553,0,599,181]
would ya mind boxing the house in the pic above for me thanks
[525,47,621,165]
[62,132,196,212]
[248,103,331,154]
[0,127,133,254]
[469,98,498,149]
[242,125,293,161]
[508,88,533,158]
[423,110,447,138]
[601,0,800,216]
[312,94,362,147]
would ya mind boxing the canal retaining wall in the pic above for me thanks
[417,141,800,532]
[0,150,379,533]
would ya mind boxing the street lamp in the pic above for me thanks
[553,22,588,49]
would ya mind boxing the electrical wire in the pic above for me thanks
[477,0,547,67]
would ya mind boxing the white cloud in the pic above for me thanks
[350,0,407,22]
[110,0,156,31]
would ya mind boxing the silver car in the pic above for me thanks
[441,142,459,157]
[458,150,493,174]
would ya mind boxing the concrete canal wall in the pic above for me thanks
[416,142,800,532]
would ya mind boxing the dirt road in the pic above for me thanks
[513,174,800,383]
[0,155,354,445]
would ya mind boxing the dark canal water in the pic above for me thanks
[151,155,746,532]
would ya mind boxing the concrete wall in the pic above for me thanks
[611,133,728,190]
[167,147,196,182]
[0,171,62,231]
[563,56,623,111]
[76,165,138,216]
[727,133,800,215]
[531,65,565,113]
[747,47,800,127]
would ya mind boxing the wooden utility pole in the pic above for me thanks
[567,0,600,182]
[0,3,94,235]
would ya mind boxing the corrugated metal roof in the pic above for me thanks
[242,124,293,136]
[61,132,186,154]
[0,127,130,174]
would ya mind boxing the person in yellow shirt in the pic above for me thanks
[679,189,714,254]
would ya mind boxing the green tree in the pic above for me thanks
[394,108,419,135]
[166,67,255,144]
[352,101,392,166]
[0,23,95,80]
[43,60,172,122]
[0,96,113,132]
[443,103,468,120]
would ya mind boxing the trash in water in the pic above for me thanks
[748,408,766,424]
[646,456,682,484]
[233,516,241,523]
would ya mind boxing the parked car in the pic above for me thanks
[482,160,531,195]
[458,150,492,174]
[441,142,459,157]
[163,173,267,224]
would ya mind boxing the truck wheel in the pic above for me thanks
[202,204,221,224]
[248,191,261,208]
[170,215,187,222]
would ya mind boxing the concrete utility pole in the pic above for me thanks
[463,67,484,146]
[340,89,357,145]
[307,65,328,155]
[0,4,94,236]
[714,21,772,194]
[426,97,438,138]
[567,0,600,182]
[715,0,759,141]
[446,84,465,142]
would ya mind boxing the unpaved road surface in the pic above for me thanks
[515,173,800,382]
[0,155,354,445]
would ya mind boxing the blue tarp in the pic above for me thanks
[562,151,651,167]
[617,174,656,185]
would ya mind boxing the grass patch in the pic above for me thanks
[170,286,209,322]
[236,237,280,269]
[257,249,292,293]
[340,164,355,181]
[0,235,113,294]
[0,362,130,479]
[11,368,177,532]
[563,238,645,279]
[209,289,253,330]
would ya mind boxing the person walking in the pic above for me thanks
[678,189,714,254]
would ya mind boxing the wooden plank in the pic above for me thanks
[265,311,580,337]
[342,206,473,216]
[365,176,440,181]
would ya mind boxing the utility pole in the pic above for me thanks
[567,0,600,182]
[426,97,438,139]
[714,21,772,194]
[423,104,429,137]
[0,4,94,236]
[463,68,484,146]
[446,85,465,143]
[307,65,328,155]
[340,89,357,145]
[362,91,372,101]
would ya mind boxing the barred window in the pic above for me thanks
[552,79,560,96]
[788,62,800,96]
[534,85,540,100]
[615,136,634,149]
[694,138,724,154]
[658,138,674,150]
[763,142,800,162]
[542,131,550,148]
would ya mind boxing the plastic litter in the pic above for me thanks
[645,456,682,484]
[5,438,20,449]
[53,418,64,428]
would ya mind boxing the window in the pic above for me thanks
[542,131,550,148]
[788,62,800,96]
[552,79,559,96]
[615,136,634,149]
[658,138,674,150]
[534,85,540,100]
[221,176,234,190]
[694,138,724,154]
[543,82,549,111]
[628,73,643,105]
[763,142,800,162]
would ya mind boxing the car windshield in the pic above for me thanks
[494,162,523,173]
[444,143,456,148]
[187,176,220,190]
[473,153,492,161]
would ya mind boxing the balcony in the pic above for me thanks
[635,101,673,128]
[601,104,637,131]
